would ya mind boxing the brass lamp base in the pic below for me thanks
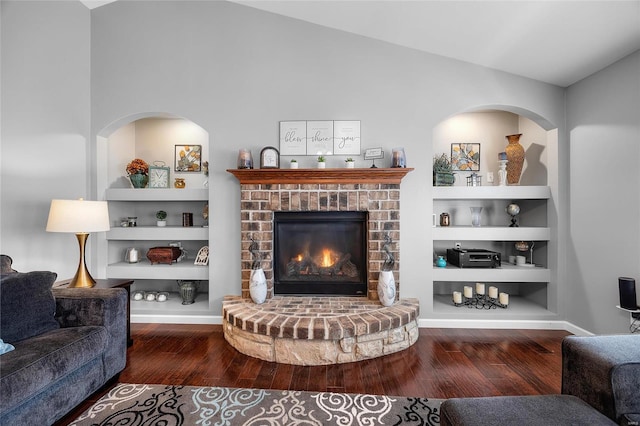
[69,233,96,288]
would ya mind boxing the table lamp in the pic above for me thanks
[46,198,110,288]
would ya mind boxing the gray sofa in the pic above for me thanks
[0,271,127,425]
[440,334,640,425]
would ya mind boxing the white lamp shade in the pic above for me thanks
[46,199,110,233]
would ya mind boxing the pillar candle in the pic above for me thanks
[488,286,498,299]
[463,286,473,298]
[499,292,509,305]
[476,282,485,295]
[453,291,462,304]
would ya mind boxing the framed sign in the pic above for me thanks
[451,143,480,171]
[306,121,333,156]
[364,147,384,168]
[279,121,307,156]
[175,145,202,172]
[333,121,361,155]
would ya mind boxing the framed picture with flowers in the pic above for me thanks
[174,145,202,172]
[451,143,480,171]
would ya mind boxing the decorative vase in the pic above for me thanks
[470,206,483,227]
[378,270,396,307]
[436,256,447,268]
[290,162,299,169]
[129,173,148,188]
[249,268,267,304]
[345,161,355,168]
[174,178,185,189]
[156,220,166,227]
[317,162,326,169]
[505,134,524,185]
[177,280,198,305]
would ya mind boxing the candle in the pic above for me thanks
[499,292,509,305]
[488,286,498,299]
[453,291,462,304]
[476,282,485,295]
[463,286,473,298]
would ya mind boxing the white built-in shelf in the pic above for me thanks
[107,226,209,240]
[433,295,555,319]
[433,226,550,241]
[130,292,213,324]
[106,188,208,201]
[433,185,551,200]
[107,260,209,280]
[432,263,551,282]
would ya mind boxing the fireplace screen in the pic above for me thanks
[273,211,368,295]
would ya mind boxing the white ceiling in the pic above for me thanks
[82,0,640,87]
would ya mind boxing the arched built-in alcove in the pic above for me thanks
[427,106,562,329]
[94,112,215,324]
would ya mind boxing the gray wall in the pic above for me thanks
[0,1,90,278]
[89,1,566,316]
[5,1,636,333]
[565,50,640,334]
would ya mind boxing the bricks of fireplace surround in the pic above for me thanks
[222,296,420,365]
[239,183,401,301]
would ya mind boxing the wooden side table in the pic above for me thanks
[55,278,134,346]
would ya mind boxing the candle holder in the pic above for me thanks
[453,294,508,309]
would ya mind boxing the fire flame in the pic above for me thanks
[321,249,334,267]
[296,254,303,261]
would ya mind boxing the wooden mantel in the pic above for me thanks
[226,168,413,185]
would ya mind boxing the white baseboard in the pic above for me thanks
[418,318,593,336]
[131,314,223,325]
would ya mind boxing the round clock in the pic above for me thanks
[260,146,280,169]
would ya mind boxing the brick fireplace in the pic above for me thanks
[224,168,419,365]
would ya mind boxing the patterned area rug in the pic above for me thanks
[70,383,442,425]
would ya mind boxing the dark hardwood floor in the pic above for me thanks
[56,324,571,425]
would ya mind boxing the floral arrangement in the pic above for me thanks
[126,158,149,175]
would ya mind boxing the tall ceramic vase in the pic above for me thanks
[505,134,524,185]
[250,268,267,304]
[378,270,396,307]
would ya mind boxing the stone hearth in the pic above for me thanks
[222,295,419,365]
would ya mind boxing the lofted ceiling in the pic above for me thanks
[81,0,640,87]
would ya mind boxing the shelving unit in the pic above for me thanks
[432,185,555,321]
[102,188,211,322]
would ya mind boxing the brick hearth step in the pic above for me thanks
[222,296,420,365]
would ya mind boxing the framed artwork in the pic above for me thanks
[451,143,480,171]
[306,121,334,156]
[333,121,361,155]
[279,121,307,156]
[175,145,202,172]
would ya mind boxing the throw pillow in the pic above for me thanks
[0,271,59,343]
[0,338,15,355]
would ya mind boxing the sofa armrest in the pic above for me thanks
[562,335,640,423]
[53,288,127,380]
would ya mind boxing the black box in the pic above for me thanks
[447,248,501,268]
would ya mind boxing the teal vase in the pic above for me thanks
[129,173,148,188]
[436,256,447,268]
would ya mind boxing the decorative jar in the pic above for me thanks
[174,178,186,189]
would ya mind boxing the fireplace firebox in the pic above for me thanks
[273,211,368,295]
